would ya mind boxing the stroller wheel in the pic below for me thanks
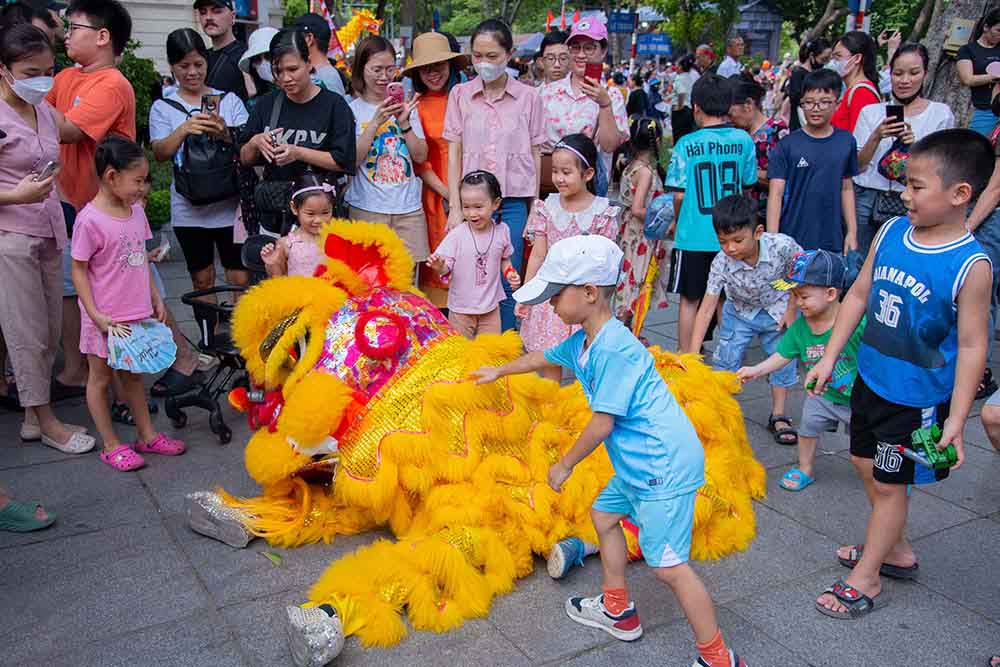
[217,427,232,445]
[209,411,231,444]
[171,411,188,429]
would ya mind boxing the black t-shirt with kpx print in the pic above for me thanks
[241,88,356,182]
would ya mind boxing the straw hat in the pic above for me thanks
[403,32,468,74]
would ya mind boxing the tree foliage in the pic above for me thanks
[772,0,935,45]
[650,0,740,52]
[118,40,158,139]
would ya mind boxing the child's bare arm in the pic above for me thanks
[841,177,858,253]
[548,412,615,491]
[687,290,721,353]
[766,179,785,234]
[738,352,793,382]
[469,351,558,384]
[939,259,992,468]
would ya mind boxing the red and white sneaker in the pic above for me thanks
[693,649,748,667]
[564,594,643,641]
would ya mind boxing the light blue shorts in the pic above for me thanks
[592,475,696,568]
[713,300,798,388]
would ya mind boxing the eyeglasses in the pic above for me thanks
[568,42,599,56]
[66,22,101,35]
[800,100,836,110]
[365,65,399,78]
[542,54,571,64]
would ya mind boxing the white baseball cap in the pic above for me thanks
[513,235,623,305]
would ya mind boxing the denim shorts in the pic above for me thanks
[713,300,797,388]
[592,475,696,567]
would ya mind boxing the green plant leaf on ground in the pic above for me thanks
[262,551,284,566]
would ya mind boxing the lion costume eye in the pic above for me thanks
[259,308,303,364]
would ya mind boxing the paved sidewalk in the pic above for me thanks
[1,254,998,667]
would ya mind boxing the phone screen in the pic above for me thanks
[386,83,404,105]
[885,105,904,125]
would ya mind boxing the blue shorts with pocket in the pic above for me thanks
[713,300,797,388]
[592,475,696,568]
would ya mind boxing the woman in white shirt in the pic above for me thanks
[853,43,953,258]
[149,28,249,292]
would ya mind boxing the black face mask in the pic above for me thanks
[892,88,922,105]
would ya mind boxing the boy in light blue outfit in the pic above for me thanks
[472,235,746,667]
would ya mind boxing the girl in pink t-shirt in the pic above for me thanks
[426,171,521,339]
[260,177,332,277]
[71,138,185,472]
[518,134,621,382]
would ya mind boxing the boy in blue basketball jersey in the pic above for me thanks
[806,129,993,620]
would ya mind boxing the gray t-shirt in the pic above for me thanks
[313,65,347,99]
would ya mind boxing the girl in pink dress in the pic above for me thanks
[518,134,621,382]
[260,179,333,277]
[70,137,186,472]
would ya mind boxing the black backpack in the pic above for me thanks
[161,98,240,206]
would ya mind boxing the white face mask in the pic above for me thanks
[825,58,846,77]
[2,69,53,106]
[255,60,274,83]
[474,61,506,83]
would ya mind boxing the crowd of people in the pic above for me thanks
[2,1,1000,665]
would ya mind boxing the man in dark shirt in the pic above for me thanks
[194,0,249,102]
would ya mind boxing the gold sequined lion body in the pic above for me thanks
[216,220,765,650]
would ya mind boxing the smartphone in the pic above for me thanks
[33,160,58,181]
[201,93,221,114]
[386,82,405,106]
[885,104,904,126]
[269,129,283,146]
[584,62,603,82]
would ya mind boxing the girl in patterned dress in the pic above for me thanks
[518,134,621,382]
[615,116,666,326]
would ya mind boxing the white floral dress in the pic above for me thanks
[520,194,620,352]
[615,160,667,323]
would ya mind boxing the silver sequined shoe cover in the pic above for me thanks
[285,605,345,667]
[186,491,253,548]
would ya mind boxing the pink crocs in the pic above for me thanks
[100,444,146,471]
[134,433,186,456]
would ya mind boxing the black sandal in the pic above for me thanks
[150,368,206,397]
[815,578,879,619]
[110,400,159,426]
[768,414,798,445]
[976,368,998,401]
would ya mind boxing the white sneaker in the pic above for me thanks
[565,594,643,641]
[285,605,345,667]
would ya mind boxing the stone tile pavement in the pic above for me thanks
[1,253,998,666]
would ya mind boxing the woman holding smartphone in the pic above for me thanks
[851,43,952,258]
[343,36,429,265]
[0,24,95,453]
[149,28,249,294]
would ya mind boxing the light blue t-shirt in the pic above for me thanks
[544,318,705,499]
[665,125,757,252]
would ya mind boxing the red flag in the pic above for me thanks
[545,9,554,31]
[572,8,580,24]
[559,10,566,29]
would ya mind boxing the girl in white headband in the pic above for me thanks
[260,176,335,277]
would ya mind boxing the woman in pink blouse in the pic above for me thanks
[444,18,546,331]
[538,17,628,197]
[0,25,94,453]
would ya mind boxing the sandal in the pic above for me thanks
[0,500,56,532]
[976,368,998,401]
[768,414,798,445]
[837,544,919,580]
[110,400,159,426]
[99,444,145,471]
[150,368,206,397]
[779,467,815,491]
[134,433,186,456]
[815,578,880,619]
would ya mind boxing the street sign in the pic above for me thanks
[636,33,672,56]
[608,11,637,34]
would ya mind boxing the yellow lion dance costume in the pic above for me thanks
[192,220,765,665]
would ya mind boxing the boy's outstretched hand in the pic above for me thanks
[469,366,502,384]
[804,357,834,396]
[938,416,966,470]
[548,460,572,492]
[736,365,759,383]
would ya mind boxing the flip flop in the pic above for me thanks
[779,467,815,491]
[99,444,145,471]
[837,544,920,580]
[815,578,881,620]
[0,500,56,532]
[41,431,96,455]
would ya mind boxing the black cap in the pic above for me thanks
[23,0,66,11]
[293,12,331,45]
[193,0,235,10]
